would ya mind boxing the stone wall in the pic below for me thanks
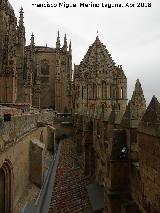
[0,111,55,212]
[0,111,53,152]
[74,78,160,213]
[138,133,160,212]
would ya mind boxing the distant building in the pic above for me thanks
[0,1,72,112]
[73,36,127,115]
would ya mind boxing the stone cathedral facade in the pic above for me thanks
[74,38,160,213]
[74,36,127,115]
[0,1,72,112]
[1,1,160,213]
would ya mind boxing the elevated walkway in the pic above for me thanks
[22,142,62,213]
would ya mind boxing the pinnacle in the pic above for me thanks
[64,34,67,43]
[135,78,142,92]
[30,33,35,46]
[121,80,146,128]
[130,79,146,108]
[56,31,61,49]
[20,7,23,14]
[94,35,102,45]
[69,40,72,51]
[96,35,100,41]
[147,95,160,112]
[138,96,160,135]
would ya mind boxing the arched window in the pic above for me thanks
[93,84,97,99]
[88,85,92,99]
[113,88,116,98]
[82,86,84,99]
[86,84,89,100]
[106,86,109,99]
[102,81,106,99]
[0,160,13,213]
[120,87,123,99]
[77,86,80,97]
[110,86,112,98]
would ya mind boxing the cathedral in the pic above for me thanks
[0,1,160,213]
[0,1,72,112]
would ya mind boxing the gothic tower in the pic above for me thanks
[0,0,17,103]
[32,34,41,108]
[74,36,127,115]
[16,7,26,103]
[55,32,72,112]
[24,33,35,106]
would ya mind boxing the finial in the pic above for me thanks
[130,79,146,108]
[64,34,67,42]
[19,7,24,26]
[30,32,35,46]
[63,34,67,51]
[135,78,141,92]
[20,7,24,14]
[96,30,99,39]
[56,31,60,49]
[69,39,72,52]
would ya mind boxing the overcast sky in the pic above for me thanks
[10,0,160,104]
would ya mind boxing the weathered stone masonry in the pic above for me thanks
[0,1,72,113]
[74,37,160,213]
[0,112,55,212]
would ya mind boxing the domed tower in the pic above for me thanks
[74,36,127,115]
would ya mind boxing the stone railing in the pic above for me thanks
[0,112,54,152]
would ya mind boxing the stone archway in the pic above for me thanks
[0,160,13,213]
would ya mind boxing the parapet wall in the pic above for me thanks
[0,112,54,152]
[0,111,55,212]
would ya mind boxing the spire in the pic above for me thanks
[19,7,24,26]
[17,7,25,46]
[138,96,160,136]
[62,34,67,52]
[30,33,35,46]
[121,79,146,128]
[131,79,146,108]
[56,31,60,49]
[146,95,160,113]
[95,35,100,42]
[69,39,72,52]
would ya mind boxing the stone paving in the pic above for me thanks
[49,138,92,213]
